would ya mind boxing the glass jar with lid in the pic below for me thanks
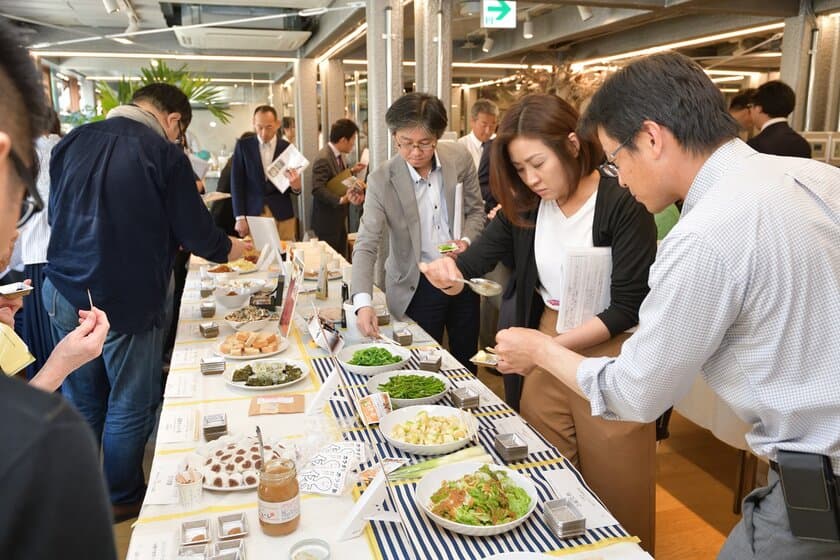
[258,458,300,536]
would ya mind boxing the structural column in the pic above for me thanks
[366,0,404,171]
[319,59,347,144]
[294,58,318,236]
[780,12,816,130]
[414,0,453,113]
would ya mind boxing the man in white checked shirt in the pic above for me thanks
[493,52,840,559]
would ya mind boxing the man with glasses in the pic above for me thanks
[351,92,485,371]
[44,83,250,521]
[493,52,840,558]
[0,19,116,558]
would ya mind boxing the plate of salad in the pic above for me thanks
[415,462,538,536]
[337,343,411,376]
[366,370,450,407]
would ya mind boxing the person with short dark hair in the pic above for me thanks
[231,105,301,240]
[351,93,485,371]
[45,81,249,521]
[280,116,296,144]
[310,119,365,257]
[419,93,658,551]
[747,80,811,158]
[729,88,756,136]
[490,52,839,559]
[0,18,116,559]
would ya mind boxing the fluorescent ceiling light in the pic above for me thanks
[577,6,593,21]
[341,59,552,71]
[710,75,746,83]
[462,75,518,90]
[317,23,367,65]
[30,51,296,63]
[299,7,328,17]
[85,75,275,84]
[111,37,133,45]
[571,22,786,70]
[719,87,740,93]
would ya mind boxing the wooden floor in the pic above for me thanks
[114,367,745,559]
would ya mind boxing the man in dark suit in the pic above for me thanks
[747,81,811,158]
[231,105,301,240]
[311,119,366,257]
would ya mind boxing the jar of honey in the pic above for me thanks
[258,458,300,536]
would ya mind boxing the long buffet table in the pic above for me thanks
[127,243,650,560]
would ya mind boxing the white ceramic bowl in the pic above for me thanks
[414,461,539,537]
[337,343,411,376]
[214,286,250,309]
[366,370,449,407]
[379,404,477,456]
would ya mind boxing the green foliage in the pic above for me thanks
[93,59,231,123]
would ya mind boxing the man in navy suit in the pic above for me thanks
[747,81,811,159]
[231,105,301,240]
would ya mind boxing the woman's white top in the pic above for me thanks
[20,134,61,266]
[534,189,597,309]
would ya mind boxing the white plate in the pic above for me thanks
[379,404,477,456]
[216,329,289,360]
[415,461,538,537]
[196,435,289,492]
[223,358,309,391]
[337,343,411,376]
[366,370,450,407]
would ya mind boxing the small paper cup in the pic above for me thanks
[176,470,204,510]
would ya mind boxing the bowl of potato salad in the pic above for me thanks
[379,405,478,456]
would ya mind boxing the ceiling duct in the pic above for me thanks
[171,4,315,51]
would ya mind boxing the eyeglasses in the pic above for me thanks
[395,138,437,153]
[9,147,44,227]
[599,137,633,178]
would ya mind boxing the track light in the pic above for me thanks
[102,0,119,14]
[482,35,494,53]
[577,5,593,21]
[125,17,140,34]
[523,16,534,40]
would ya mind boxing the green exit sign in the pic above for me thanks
[482,0,517,29]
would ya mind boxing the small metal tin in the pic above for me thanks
[213,538,246,558]
[392,329,413,346]
[544,498,586,538]
[178,543,209,559]
[250,293,272,309]
[200,301,216,318]
[200,280,215,299]
[200,356,226,375]
[375,305,390,326]
[416,349,442,372]
[199,321,219,338]
[180,519,211,546]
[493,433,529,462]
[202,413,228,441]
[288,538,331,560]
[450,386,480,410]
[216,512,248,540]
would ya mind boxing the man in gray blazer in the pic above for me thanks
[311,119,366,257]
[351,93,485,371]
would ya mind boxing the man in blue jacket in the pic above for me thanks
[44,83,249,520]
[231,105,301,240]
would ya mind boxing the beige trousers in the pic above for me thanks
[520,307,656,554]
[261,206,297,241]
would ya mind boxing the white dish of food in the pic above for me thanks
[379,405,477,456]
[197,436,288,491]
[366,370,450,407]
[216,330,288,360]
[415,461,538,537]
[336,343,411,376]
[223,305,279,331]
[223,359,309,391]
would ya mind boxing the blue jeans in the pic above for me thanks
[43,277,164,505]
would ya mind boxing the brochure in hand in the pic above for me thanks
[266,144,310,193]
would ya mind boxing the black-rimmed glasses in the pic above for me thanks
[9,148,44,228]
[394,138,437,153]
[599,137,632,178]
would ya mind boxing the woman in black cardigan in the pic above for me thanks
[419,94,658,552]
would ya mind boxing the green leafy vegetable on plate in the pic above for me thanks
[429,464,532,526]
[378,374,445,399]
[347,346,403,366]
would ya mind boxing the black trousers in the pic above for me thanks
[405,275,479,374]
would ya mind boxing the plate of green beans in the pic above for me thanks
[366,370,450,407]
